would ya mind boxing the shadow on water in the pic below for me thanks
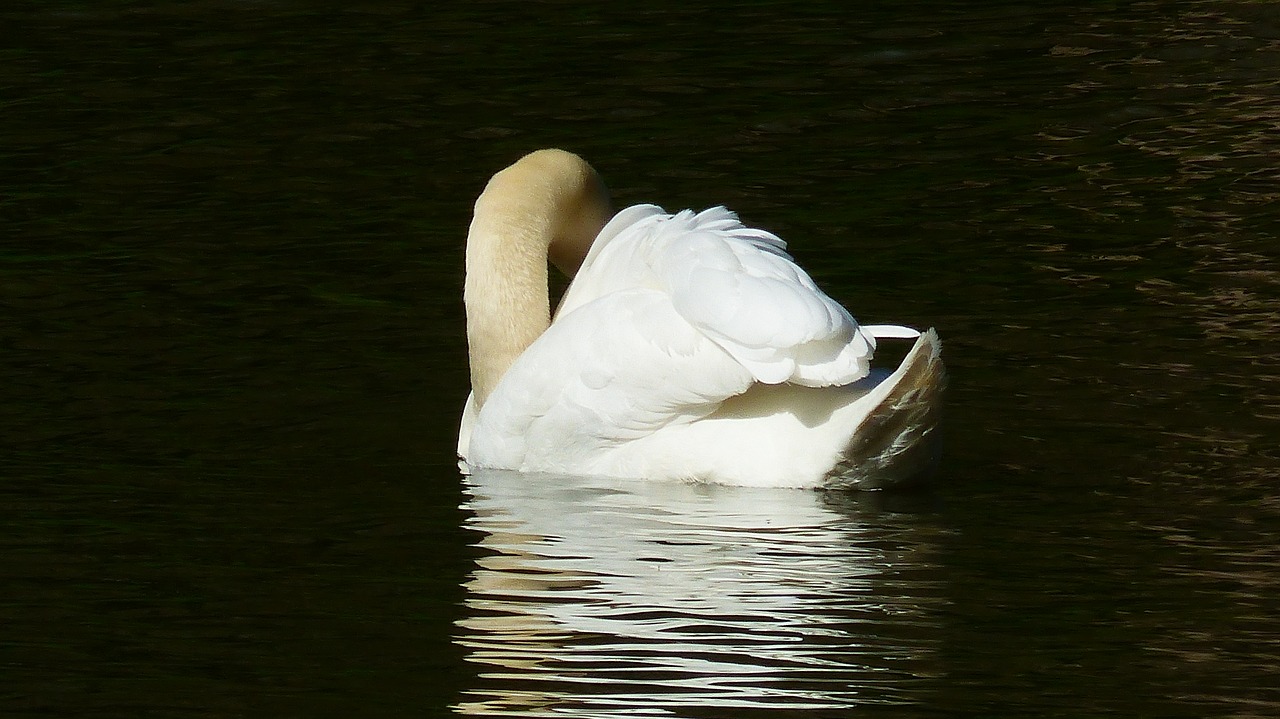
[456,470,950,717]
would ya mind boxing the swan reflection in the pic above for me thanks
[455,470,948,717]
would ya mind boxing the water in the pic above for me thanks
[4,1,1278,716]
[458,471,948,717]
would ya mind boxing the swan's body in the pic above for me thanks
[459,149,943,489]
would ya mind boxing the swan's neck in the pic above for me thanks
[465,149,611,408]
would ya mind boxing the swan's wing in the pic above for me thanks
[553,204,667,320]
[558,205,881,388]
[654,208,873,386]
[577,204,669,274]
[466,288,754,472]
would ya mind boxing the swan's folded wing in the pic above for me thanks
[553,204,669,320]
[654,208,873,387]
[467,288,755,472]
[556,204,879,389]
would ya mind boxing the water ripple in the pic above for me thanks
[455,471,948,716]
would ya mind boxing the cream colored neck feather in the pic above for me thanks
[465,149,612,408]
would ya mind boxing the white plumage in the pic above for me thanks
[458,149,943,489]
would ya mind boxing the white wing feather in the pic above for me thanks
[556,205,873,388]
[468,288,753,472]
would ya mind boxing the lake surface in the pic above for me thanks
[4,1,1278,716]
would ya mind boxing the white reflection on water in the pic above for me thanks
[454,470,950,717]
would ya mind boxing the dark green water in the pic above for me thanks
[4,1,1278,716]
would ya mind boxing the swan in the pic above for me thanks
[457,149,944,489]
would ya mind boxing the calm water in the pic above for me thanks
[4,1,1278,716]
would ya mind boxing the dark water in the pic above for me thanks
[4,1,1278,716]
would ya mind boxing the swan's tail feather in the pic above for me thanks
[825,329,945,491]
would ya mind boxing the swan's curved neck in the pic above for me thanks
[465,149,611,408]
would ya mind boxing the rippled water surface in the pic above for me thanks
[459,472,949,716]
[4,1,1278,717]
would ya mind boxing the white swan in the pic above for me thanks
[457,149,944,489]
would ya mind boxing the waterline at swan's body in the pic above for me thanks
[458,150,943,489]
